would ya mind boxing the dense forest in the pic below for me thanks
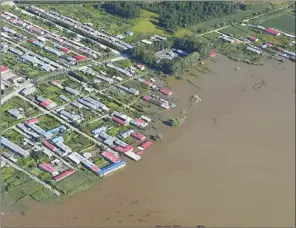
[100,2,141,19]
[99,2,248,30]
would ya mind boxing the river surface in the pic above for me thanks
[2,56,295,227]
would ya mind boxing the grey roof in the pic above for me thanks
[9,47,23,56]
[91,126,107,135]
[7,109,22,119]
[26,123,46,135]
[65,86,80,96]
[55,141,72,153]
[59,95,70,102]
[1,136,30,157]
[77,98,98,110]
[114,139,128,148]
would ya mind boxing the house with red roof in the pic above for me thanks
[138,140,153,150]
[54,170,75,182]
[131,132,146,141]
[74,55,88,62]
[38,163,59,176]
[61,47,70,53]
[0,66,9,74]
[112,117,128,126]
[24,117,40,125]
[159,88,172,96]
[115,145,134,153]
[43,140,57,152]
[265,28,280,36]
[136,64,145,71]
[249,36,258,42]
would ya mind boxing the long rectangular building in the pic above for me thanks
[1,137,30,157]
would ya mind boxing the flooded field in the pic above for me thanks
[3,56,295,227]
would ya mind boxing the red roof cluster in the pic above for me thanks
[265,28,280,36]
[209,51,216,57]
[112,117,127,126]
[249,36,257,41]
[25,118,40,124]
[0,66,9,73]
[143,95,151,101]
[115,145,134,153]
[101,151,121,163]
[131,132,146,141]
[159,88,172,96]
[61,47,70,53]
[43,140,57,152]
[140,140,153,149]
[143,80,153,87]
[74,55,88,61]
[54,170,75,182]
[38,163,57,174]
[40,99,52,108]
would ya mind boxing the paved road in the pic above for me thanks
[1,156,61,196]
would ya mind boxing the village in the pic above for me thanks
[1,3,295,204]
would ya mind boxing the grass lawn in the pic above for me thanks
[37,115,61,131]
[63,130,94,152]
[37,82,77,105]
[128,10,171,40]
[55,170,90,193]
[1,96,40,129]
[261,12,295,34]
[2,53,47,79]
[2,129,25,145]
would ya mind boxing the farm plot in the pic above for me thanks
[63,130,95,152]
[54,170,92,194]
[2,129,26,145]
[37,115,61,131]
[2,52,48,79]
[260,11,295,34]
[2,168,43,204]
[1,96,40,128]
[36,82,78,105]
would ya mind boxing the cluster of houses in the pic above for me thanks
[117,84,139,96]
[143,95,171,109]
[90,112,153,161]
[74,96,110,113]
[141,34,167,46]
[27,6,134,51]
[7,108,24,120]
[1,11,46,36]
[80,67,114,84]
[1,26,27,42]
[106,63,134,77]
[68,151,126,177]
[8,46,59,72]
[36,96,57,110]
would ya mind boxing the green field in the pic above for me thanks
[2,53,47,79]
[37,115,61,131]
[1,96,40,129]
[2,129,25,145]
[261,12,295,34]
[55,170,90,193]
[37,82,77,105]
[128,10,171,40]
[63,130,95,152]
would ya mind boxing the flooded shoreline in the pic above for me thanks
[3,56,295,227]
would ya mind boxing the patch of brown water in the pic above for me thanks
[3,56,295,227]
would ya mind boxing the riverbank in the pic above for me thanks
[3,56,295,227]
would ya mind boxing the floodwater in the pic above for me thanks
[2,56,295,227]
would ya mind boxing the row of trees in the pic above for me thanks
[100,2,141,19]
